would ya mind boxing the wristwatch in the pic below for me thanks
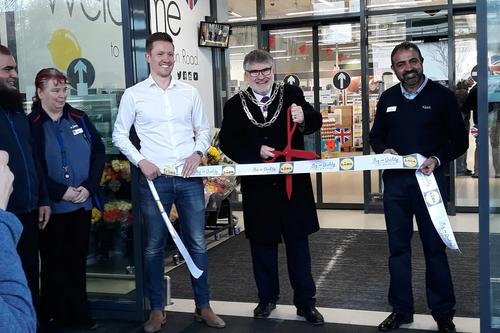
[194,150,204,158]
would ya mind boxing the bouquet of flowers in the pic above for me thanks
[103,201,132,227]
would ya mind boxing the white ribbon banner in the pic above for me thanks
[159,153,459,271]
[147,180,204,279]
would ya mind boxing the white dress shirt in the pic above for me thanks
[112,75,211,170]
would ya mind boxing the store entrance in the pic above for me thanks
[268,24,366,208]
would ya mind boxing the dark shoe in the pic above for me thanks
[471,173,478,178]
[457,169,473,176]
[253,302,276,319]
[40,318,64,333]
[296,306,324,325]
[79,317,99,330]
[436,318,457,333]
[378,312,413,331]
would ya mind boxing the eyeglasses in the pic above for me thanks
[246,67,272,78]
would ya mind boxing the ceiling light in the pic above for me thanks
[228,17,257,22]
[229,45,254,49]
[367,0,431,9]
[286,7,346,16]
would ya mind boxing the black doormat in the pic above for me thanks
[167,229,479,318]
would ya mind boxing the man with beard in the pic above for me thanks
[219,49,324,325]
[370,42,468,333]
[0,45,51,312]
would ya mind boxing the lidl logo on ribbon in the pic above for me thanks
[339,158,355,171]
[222,165,236,176]
[186,0,198,10]
[424,190,442,207]
[164,168,177,176]
[279,162,294,174]
[403,155,418,168]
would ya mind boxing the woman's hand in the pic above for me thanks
[72,186,90,204]
[62,187,79,202]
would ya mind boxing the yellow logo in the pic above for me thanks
[279,163,294,174]
[424,190,442,207]
[403,155,418,168]
[339,158,354,171]
[164,168,177,176]
[222,166,236,176]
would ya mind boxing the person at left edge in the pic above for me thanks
[28,68,105,332]
[112,32,225,332]
[0,44,51,312]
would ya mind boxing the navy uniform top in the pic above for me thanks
[42,115,93,214]
[370,79,468,166]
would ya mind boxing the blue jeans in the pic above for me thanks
[139,175,209,310]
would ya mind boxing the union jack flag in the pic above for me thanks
[471,125,478,138]
[334,128,351,144]
[186,0,198,10]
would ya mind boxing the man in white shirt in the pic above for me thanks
[113,32,225,332]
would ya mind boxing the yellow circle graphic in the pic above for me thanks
[340,158,354,171]
[424,190,441,206]
[280,163,294,174]
[222,166,236,176]
[403,156,418,167]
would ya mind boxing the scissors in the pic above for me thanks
[263,106,318,199]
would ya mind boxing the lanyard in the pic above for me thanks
[53,120,70,179]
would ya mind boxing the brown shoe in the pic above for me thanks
[144,310,166,333]
[194,306,226,329]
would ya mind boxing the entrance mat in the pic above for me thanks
[167,229,479,318]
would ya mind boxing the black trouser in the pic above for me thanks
[39,208,92,323]
[249,236,316,309]
[383,169,456,320]
[16,210,40,310]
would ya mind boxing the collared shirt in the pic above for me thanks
[399,75,440,166]
[400,76,428,101]
[253,91,271,115]
[113,75,211,171]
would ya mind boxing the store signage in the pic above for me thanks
[283,74,300,87]
[333,71,351,90]
[150,0,215,125]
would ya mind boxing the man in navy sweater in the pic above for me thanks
[0,45,51,312]
[0,150,37,333]
[370,42,468,333]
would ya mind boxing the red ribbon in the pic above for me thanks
[263,106,318,199]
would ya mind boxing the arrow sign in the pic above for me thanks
[333,71,351,91]
[67,57,96,90]
[283,74,300,87]
[74,60,87,84]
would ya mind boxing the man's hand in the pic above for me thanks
[420,157,438,176]
[290,103,304,124]
[0,151,14,211]
[72,186,90,204]
[182,154,202,178]
[62,187,80,202]
[383,148,398,155]
[260,145,276,160]
[138,159,162,180]
[38,206,51,230]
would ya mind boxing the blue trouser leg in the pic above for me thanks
[383,170,455,319]
[140,176,209,310]
[174,177,209,308]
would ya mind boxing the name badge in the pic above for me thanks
[386,106,397,113]
[72,128,84,135]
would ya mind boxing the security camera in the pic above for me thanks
[270,1,276,6]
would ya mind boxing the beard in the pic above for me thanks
[0,81,23,113]
[401,70,422,86]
